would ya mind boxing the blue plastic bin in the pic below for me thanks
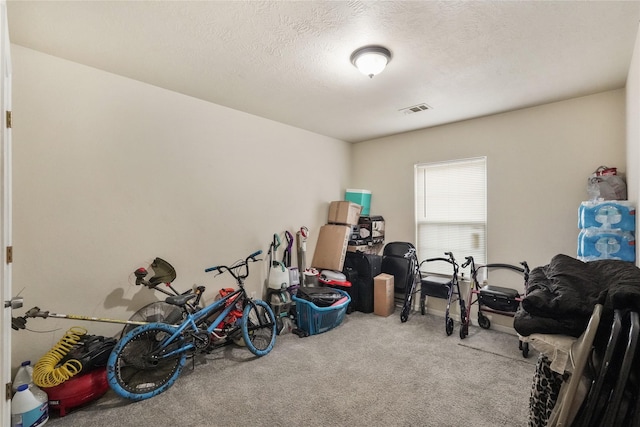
[292,289,351,335]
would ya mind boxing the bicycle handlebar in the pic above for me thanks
[204,250,263,286]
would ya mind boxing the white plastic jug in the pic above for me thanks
[13,361,48,403]
[268,262,290,290]
[11,384,48,427]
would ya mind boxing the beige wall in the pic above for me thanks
[351,90,627,328]
[10,45,351,365]
[352,90,626,268]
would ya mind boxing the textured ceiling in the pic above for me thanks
[6,1,640,143]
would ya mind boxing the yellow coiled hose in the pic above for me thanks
[33,326,87,388]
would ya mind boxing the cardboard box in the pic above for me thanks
[311,224,350,271]
[374,273,395,317]
[328,201,362,226]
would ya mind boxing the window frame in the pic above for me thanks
[414,156,487,276]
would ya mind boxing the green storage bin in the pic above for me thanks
[345,189,371,216]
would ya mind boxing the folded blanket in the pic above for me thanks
[514,308,591,338]
[514,254,640,338]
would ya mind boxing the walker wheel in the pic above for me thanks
[459,324,468,339]
[478,313,491,329]
[446,317,454,336]
[400,305,409,323]
[522,342,530,358]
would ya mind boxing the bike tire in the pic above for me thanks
[121,301,185,337]
[107,322,186,401]
[241,299,276,356]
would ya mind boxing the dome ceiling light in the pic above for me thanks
[350,46,392,78]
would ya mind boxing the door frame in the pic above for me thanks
[0,0,12,422]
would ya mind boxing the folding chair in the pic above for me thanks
[548,304,603,427]
[380,242,419,322]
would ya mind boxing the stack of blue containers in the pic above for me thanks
[578,200,636,262]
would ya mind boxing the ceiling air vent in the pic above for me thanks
[399,103,431,115]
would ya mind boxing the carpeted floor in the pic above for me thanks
[43,310,538,426]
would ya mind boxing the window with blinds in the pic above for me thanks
[415,157,487,276]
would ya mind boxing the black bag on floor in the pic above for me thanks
[342,251,382,313]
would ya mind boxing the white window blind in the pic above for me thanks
[415,157,487,276]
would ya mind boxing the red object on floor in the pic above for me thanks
[318,277,352,287]
[42,367,109,417]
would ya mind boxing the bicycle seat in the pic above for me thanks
[165,293,197,307]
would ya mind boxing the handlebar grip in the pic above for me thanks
[249,250,262,259]
[204,266,219,273]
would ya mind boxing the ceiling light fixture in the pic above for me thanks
[350,46,392,78]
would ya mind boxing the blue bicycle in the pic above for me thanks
[107,250,277,401]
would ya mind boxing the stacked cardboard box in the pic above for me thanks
[311,202,362,271]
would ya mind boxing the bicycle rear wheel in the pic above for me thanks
[107,322,187,401]
[241,299,276,356]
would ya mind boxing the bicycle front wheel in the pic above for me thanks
[241,299,276,356]
[107,322,187,401]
